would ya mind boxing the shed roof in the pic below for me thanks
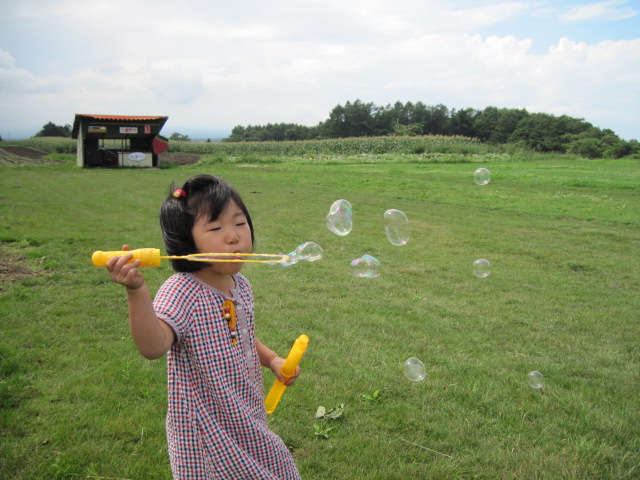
[72,114,169,138]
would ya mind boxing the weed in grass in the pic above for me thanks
[361,390,381,402]
[313,404,345,439]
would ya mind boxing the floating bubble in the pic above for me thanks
[384,209,410,246]
[279,242,324,267]
[294,241,323,262]
[474,167,491,186]
[528,371,544,389]
[326,199,353,236]
[473,259,492,278]
[404,357,426,382]
[351,255,381,278]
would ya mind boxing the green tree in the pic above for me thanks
[169,132,191,142]
[35,121,71,137]
[322,100,375,138]
[566,138,604,158]
[450,108,478,137]
[473,107,500,142]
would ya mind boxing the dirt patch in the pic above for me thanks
[1,146,49,159]
[159,152,202,166]
[0,147,63,166]
[0,246,39,293]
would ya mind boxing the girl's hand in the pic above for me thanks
[106,245,145,291]
[270,356,301,386]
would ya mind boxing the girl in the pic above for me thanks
[105,174,302,480]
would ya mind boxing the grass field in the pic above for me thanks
[1,151,639,479]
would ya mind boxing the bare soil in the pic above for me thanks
[159,152,201,165]
[0,147,202,167]
[1,146,49,159]
[0,147,62,166]
[0,246,38,293]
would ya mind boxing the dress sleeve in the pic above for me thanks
[153,274,195,344]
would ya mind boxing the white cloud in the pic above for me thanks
[0,49,16,69]
[0,0,638,139]
[558,0,637,22]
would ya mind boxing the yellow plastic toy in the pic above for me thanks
[265,334,309,414]
[91,248,290,267]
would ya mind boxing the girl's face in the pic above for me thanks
[191,200,253,275]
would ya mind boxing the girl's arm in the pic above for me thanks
[256,338,300,386]
[107,250,175,360]
[126,283,175,359]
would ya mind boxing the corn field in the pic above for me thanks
[2,135,516,158]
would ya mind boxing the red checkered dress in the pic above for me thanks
[153,273,301,480]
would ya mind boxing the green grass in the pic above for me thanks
[1,154,639,479]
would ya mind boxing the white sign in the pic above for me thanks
[128,152,146,162]
[120,127,138,134]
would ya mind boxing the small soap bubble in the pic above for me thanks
[326,199,353,236]
[528,371,544,389]
[404,357,426,382]
[351,255,381,278]
[474,167,491,185]
[384,209,410,246]
[473,259,492,278]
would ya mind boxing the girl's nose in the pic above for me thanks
[226,228,240,244]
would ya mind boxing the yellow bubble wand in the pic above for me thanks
[91,248,290,267]
[265,334,309,414]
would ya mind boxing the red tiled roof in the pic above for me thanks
[72,113,168,138]
[76,114,168,121]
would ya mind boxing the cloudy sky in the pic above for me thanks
[1,0,639,140]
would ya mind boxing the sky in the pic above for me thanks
[1,0,639,140]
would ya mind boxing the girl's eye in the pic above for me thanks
[209,227,221,232]
[236,222,246,227]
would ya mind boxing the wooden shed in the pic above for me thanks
[72,114,169,168]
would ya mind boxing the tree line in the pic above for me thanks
[223,100,638,159]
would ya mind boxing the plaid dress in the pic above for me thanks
[153,272,301,480]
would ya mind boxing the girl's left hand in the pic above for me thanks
[270,357,300,386]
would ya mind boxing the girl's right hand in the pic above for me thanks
[106,245,145,291]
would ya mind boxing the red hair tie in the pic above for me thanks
[172,188,186,198]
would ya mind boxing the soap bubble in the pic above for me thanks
[326,199,353,236]
[474,168,491,185]
[351,255,381,278]
[384,209,410,246]
[294,241,323,262]
[404,357,426,382]
[279,254,299,267]
[528,371,544,389]
[280,242,324,267]
[473,259,492,278]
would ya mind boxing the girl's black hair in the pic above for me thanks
[159,174,254,273]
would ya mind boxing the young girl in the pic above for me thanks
[105,174,302,480]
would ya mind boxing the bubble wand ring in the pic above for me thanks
[91,248,290,267]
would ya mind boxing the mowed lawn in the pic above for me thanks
[1,156,639,479]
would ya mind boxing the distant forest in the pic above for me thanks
[223,100,639,159]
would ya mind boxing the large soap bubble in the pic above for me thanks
[404,357,426,382]
[528,371,544,389]
[351,255,381,278]
[293,241,323,262]
[326,199,353,236]
[279,242,324,267]
[474,168,491,186]
[473,259,492,278]
[384,209,410,246]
